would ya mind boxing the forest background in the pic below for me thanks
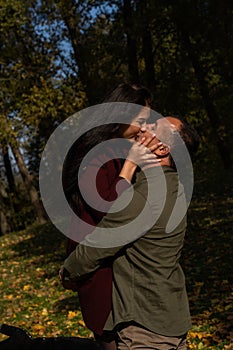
[0,0,232,349]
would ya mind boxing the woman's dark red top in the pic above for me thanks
[66,146,130,335]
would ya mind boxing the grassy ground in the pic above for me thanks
[0,223,91,339]
[0,167,232,349]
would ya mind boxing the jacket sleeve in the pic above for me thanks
[63,186,153,280]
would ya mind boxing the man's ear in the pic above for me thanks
[155,143,170,157]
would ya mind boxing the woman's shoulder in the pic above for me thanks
[90,140,129,163]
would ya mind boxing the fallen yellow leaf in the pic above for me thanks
[78,319,86,327]
[188,331,203,339]
[23,285,30,291]
[41,308,48,316]
[32,324,45,331]
[68,311,77,319]
[4,294,13,300]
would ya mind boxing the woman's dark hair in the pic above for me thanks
[103,83,153,106]
[62,83,153,211]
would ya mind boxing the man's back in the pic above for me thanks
[105,166,191,337]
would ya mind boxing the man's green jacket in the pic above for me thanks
[63,166,192,337]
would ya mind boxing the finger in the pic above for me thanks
[136,135,146,143]
[143,156,162,163]
[141,133,156,147]
[147,159,161,164]
[148,142,163,152]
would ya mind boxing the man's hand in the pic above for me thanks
[59,266,79,292]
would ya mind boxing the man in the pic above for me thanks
[60,116,200,350]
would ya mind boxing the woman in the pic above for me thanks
[62,83,160,349]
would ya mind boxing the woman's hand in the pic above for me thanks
[119,129,163,183]
[119,138,162,183]
[128,128,163,166]
[126,140,162,168]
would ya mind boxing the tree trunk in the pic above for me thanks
[137,1,156,90]
[1,140,17,194]
[172,9,231,168]
[10,143,47,224]
[142,23,156,90]
[57,0,98,104]
[0,178,14,234]
[122,0,139,82]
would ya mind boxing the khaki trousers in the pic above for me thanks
[117,324,187,350]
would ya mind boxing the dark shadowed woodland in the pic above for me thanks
[0,1,232,349]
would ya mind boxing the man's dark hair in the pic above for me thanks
[176,116,201,156]
[162,115,201,170]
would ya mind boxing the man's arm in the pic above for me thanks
[62,184,151,281]
[62,242,121,281]
[61,166,167,284]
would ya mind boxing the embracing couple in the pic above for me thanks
[60,83,200,350]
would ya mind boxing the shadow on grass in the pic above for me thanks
[181,191,233,343]
[53,295,81,313]
[10,222,67,263]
